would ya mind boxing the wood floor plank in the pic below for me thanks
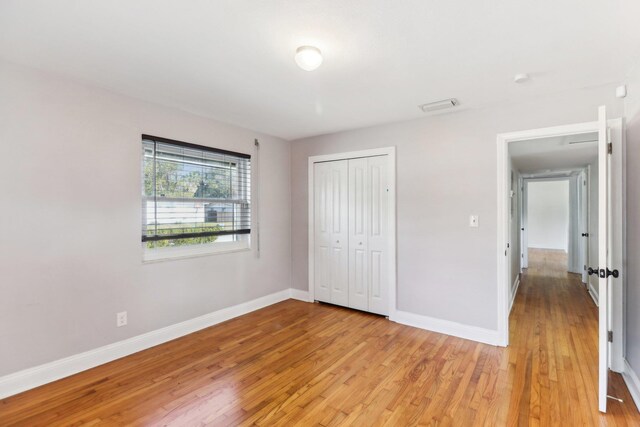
[1,248,638,425]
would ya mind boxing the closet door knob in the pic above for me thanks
[336,240,340,244]
[359,242,363,245]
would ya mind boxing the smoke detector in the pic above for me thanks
[418,98,459,113]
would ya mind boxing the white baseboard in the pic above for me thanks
[290,288,311,302]
[588,282,599,307]
[527,246,567,252]
[0,288,292,400]
[510,275,520,313]
[623,359,640,413]
[393,310,500,346]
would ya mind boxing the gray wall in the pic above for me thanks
[625,65,640,375]
[0,61,292,376]
[2,56,636,379]
[291,85,623,331]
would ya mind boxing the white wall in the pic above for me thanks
[624,63,640,376]
[0,60,292,376]
[290,84,623,332]
[527,180,569,251]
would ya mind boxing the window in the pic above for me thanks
[141,135,251,260]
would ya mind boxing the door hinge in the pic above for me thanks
[608,142,612,154]
[608,331,613,343]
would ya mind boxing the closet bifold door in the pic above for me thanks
[314,160,349,307]
[348,158,369,311]
[366,156,389,315]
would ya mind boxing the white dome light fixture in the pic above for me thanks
[295,46,323,71]
[514,73,529,83]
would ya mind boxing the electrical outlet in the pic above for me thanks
[116,311,127,327]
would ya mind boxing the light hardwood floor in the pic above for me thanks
[1,249,638,425]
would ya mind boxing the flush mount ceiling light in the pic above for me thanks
[418,98,459,113]
[514,73,529,83]
[295,46,323,71]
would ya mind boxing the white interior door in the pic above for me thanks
[314,162,331,303]
[314,154,391,315]
[597,105,610,413]
[521,181,528,269]
[314,160,349,307]
[568,175,581,274]
[367,156,389,315]
[348,158,369,311]
[580,169,589,284]
[608,118,624,373]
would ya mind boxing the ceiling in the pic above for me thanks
[510,132,598,173]
[1,1,639,140]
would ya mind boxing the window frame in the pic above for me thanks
[140,134,252,262]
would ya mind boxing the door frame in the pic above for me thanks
[520,173,584,274]
[496,119,625,370]
[308,147,397,319]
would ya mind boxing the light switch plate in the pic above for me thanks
[469,215,479,228]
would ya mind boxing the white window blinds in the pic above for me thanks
[141,135,251,247]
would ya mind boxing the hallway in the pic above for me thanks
[508,248,638,424]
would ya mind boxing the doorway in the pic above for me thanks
[525,178,571,269]
[497,110,625,413]
[519,172,591,286]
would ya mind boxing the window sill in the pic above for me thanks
[142,239,251,263]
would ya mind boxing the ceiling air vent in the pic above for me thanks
[419,98,459,113]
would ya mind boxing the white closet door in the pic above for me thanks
[313,162,332,303]
[367,156,389,315]
[314,160,349,307]
[348,158,369,311]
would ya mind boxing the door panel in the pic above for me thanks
[351,247,367,305]
[314,163,331,303]
[348,158,369,310]
[370,250,382,299]
[368,156,389,315]
[332,169,344,234]
[315,245,330,299]
[608,119,624,373]
[522,181,528,269]
[568,176,581,274]
[331,245,348,306]
[597,105,609,413]
[314,161,349,306]
[330,161,349,306]
[316,155,390,315]
[580,169,589,284]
